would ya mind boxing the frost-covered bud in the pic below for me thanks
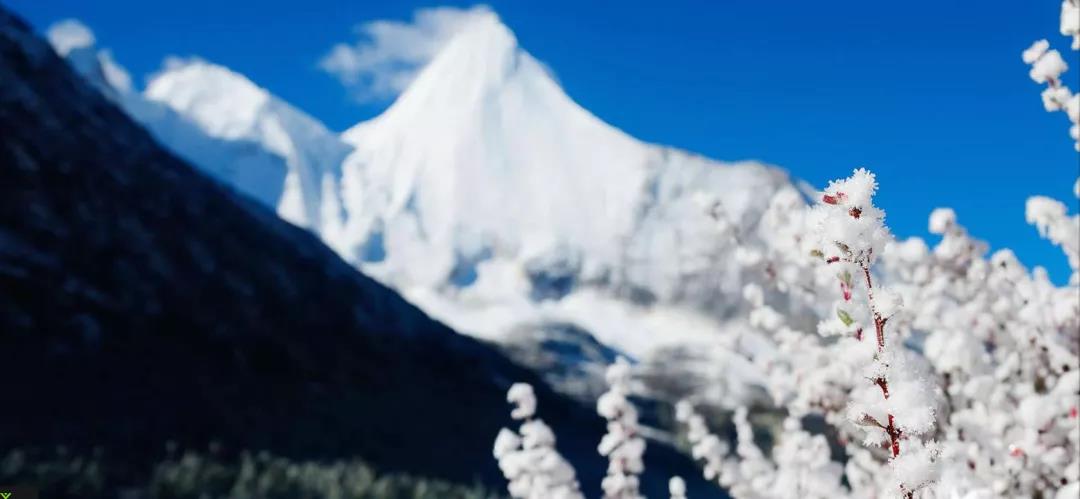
[1030,49,1069,84]
[885,374,937,437]
[890,440,941,493]
[876,287,904,318]
[507,383,537,420]
[735,246,763,266]
[812,168,890,264]
[892,238,930,266]
[1068,94,1080,122]
[990,248,1021,271]
[674,400,694,423]
[494,428,521,459]
[1042,86,1073,111]
[1027,196,1067,228]
[749,305,785,332]
[928,207,956,234]
[669,476,687,499]
[1023,39,1051,64]
[597,391,634,421]
[495,383,583,498]
[521,419,557,449]
[1063,0,1080,49]
[742,283,765,307]
[824,168,877,209]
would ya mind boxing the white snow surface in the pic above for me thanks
[54,13,792,373]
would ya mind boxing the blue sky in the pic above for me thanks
[8,0,1080,281]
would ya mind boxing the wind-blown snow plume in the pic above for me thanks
[319,5,494,101]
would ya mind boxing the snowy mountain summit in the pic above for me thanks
[331,10,790,353]
[145,59,351,233]
[46,24,349,234]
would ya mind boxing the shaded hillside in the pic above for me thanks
[0,5,718,498]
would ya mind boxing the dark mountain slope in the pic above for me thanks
[0,5,718,498]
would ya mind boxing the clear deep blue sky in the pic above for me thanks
[7,0,1080,281]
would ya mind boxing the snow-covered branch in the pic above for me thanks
[1023,0,1080,150]
[597,357,647,499]
[494,383,584,498]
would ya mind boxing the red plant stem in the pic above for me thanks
[875,377,902,458]
[861,256,902,459]
[861,262,888,351]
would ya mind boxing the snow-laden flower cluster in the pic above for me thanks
[597,357,647,499]
[808,168,892,266]
[1024,0,1080,149]
[670,163,1077,498]
[494,383,584,499]
[883,202,1080,498]
[683,169,942,497]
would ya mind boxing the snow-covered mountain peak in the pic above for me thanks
[332,12,790,354]
[337,13,655,281]
[388,11,525,107]
[343,10,551,142]
[46,22,351,234]
[145,58,271,141]
[144,57,352,231]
